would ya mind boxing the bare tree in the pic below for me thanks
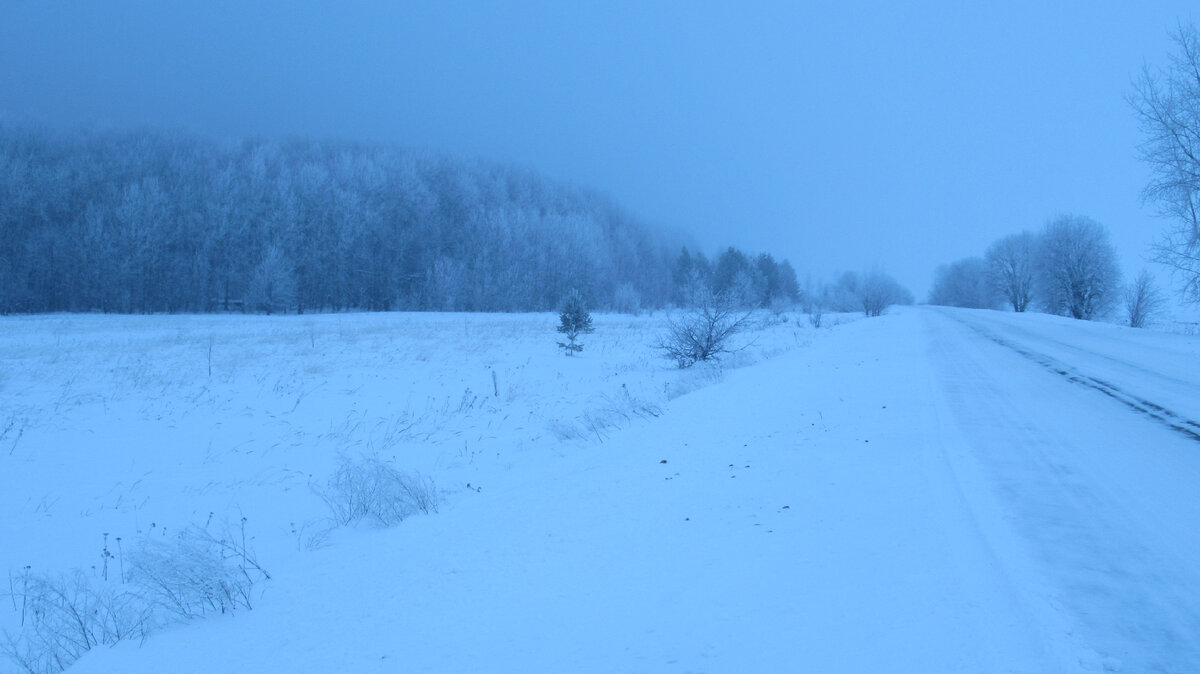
[1036,215,1121,320]
[1131,24,1200,303]
[985,231,1037,312]
[1125,268,1167,328]
[657,285,753,368]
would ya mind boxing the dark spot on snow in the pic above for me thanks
[782,505,790,509]
[660,459,667,464]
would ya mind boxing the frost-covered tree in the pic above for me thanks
[859,270,910,317]
[1036,215,1121,320]
[713,247,763,307]
[985,231,1037,312]
[754,253,801,308]
[1131,24,1200,303]
[246,244,297,315]
[1124,268,1166,328]
[929,257,999,309]
[611,282,641,315]
[777,259,802,305]
[672,248,711,307]
[826,271,861,312]
[556,289,594,355]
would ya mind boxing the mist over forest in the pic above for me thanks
[0,125,804,316]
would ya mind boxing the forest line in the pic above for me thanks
[0,126,800,315]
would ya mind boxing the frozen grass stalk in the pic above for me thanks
[316,455,439,527]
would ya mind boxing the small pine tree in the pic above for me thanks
[556,289,594,355]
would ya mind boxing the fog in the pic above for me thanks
[1,1,1197,298]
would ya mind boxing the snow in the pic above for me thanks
[4,307,1200,672]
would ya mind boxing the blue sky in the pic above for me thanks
[2,1,1197,298]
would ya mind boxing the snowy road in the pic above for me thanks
[67,308,1200,673]
[925,308,1200,672]
[944,308,1200,440]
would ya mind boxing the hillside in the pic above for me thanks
[0,126,684,314]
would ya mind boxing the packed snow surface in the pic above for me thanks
[3,307,1200,672]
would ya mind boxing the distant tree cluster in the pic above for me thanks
[802,269,913,317]
[671,246,801,310]
[928,214,1155,324]
[926,21,1200,325]
[928,257,998,310]
[0,125,698,314]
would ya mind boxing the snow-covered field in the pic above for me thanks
[0,309,813,672]
[4,307,1200,672]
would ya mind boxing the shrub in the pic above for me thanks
[317,456,439,527]
[3,521,267,674]
[657,286,753,368]
[809,304,824,328]
[127,523,269,619]
[2,570,151,673]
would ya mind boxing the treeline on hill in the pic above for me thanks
[928,214,1165,327]
[0,125,800,315]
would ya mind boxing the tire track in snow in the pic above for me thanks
[944,312,1200,444]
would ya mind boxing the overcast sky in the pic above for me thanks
[2,1,1197,298]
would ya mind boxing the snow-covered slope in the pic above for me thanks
[6,308,1200,672]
